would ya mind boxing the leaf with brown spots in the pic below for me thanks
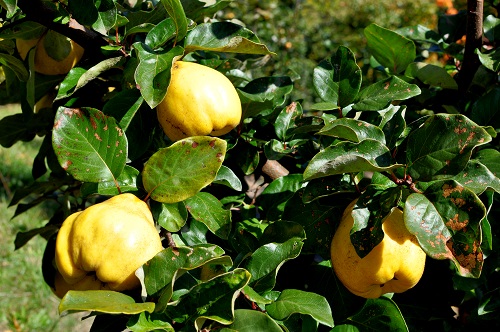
[404,180,486,278]
[406,114,492,182]
[52,107,127,183]
[142,136,226,203]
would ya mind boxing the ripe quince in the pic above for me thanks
[330,199,426,298]
[16,21,84,76]
[156,61,242,141]
[55,194,164,294]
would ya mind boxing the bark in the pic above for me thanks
[458,0,484,94]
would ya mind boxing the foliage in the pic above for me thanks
[0,0,499,331]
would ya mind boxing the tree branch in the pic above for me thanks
[458,0,484,94]
[16,0,108,60]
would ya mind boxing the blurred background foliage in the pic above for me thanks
[214,0,472,107]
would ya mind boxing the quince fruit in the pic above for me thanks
[156,61,242,141]
[51,269,108,299]
[330,199,426,298]
[16,21,84,76]
[55,194,163,294]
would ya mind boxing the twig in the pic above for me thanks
[458,0,484,94]
[16,0,108,60]
[261,159,289,180]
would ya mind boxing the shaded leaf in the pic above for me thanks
[164,268,251,331]
[405,62,458,90]
[224,309,282,332]
[350,297,408,331]
[142,136,226,203]
[80,165,139,197]
[275,102,303,141]
[52,107,127,182]
[150,200,188,232]
[144,244,225,296]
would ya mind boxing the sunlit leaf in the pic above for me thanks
[52,107,127,182]
[59,290,155,315]
[142,136,226,203]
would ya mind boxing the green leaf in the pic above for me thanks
[102,89,144,131]
[71,0,117,35]
[145,18,177,49]
[144,244,225,296]
[243,237,304,292]
[185,192,232,239]
[349,186,402,257]
[350,297,408,331]
[379,105,406,149]
[259,173,304,221]
[225,309,282,332]
[364,23,416,74]
[319,118,386,144]
[214,165,243,191]
[405,62,458,90]
[127,312,175,332]
[59,290,155,315]
[275,102,303,141]
[238,76,293,119]
[80,165,140,197]
[476,148,500,176]
[406,114,492,182]
[133,43,184,108]
[52,107,127,182]
[476,48,500,72]
[150,200,188,232]
[184,22,275,55]
[0,111,53,148]
[404,180,486,278]
[0,0,18,17]
[266,289,334,328]
[0,53,29,81]
[470,86,500,127]
[313,46,362,108]
[142,136,226,203]
[180,0,232,22]
[161,0,188,43]
[164,268,251,331]
[0,21,46,40]
[453,160,500,194]
[303,139,402,181]
[353,76,421,111]
[55,56,124,100]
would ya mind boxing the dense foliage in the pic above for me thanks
[1,0,500,331]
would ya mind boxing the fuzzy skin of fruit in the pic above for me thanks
[55,194,164,292]
[16,20,84,76]
[156,61,242,141]
[51,269,108,299]
[330,199,426,299]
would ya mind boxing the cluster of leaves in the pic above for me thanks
[0,0,500,331]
